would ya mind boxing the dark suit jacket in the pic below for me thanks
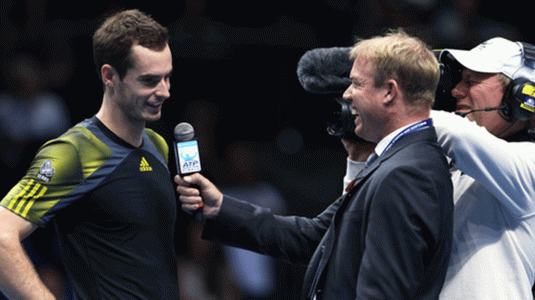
[203,126,453,299]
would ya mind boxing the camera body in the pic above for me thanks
[434,50,463,112]
[326,98,356,138]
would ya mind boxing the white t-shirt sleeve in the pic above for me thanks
[431,110,535,217]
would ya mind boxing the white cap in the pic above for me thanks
[444,37,535,82]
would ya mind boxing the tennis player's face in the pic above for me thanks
[116,44,173,124]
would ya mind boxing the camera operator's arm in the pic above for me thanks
[431,110,535,216]
[341,137,376,191]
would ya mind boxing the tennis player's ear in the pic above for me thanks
[101,64,119,89]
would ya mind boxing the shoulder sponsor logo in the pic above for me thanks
[37,160,55,183]
[140,157,153,172]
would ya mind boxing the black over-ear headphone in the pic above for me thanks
[501,42,535,122]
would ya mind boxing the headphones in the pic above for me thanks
[502,42,535,122]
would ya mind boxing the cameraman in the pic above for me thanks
[343,37,535,299]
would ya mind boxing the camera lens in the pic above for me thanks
[326,98,356,137]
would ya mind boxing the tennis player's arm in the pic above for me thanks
[0,206,56,300]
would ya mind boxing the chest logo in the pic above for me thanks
[139,157,153,172]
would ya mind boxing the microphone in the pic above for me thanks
[455,105,507,117]
[174,122,203,220]
[297,47,353,94]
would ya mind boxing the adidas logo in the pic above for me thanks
[139,157,153,172]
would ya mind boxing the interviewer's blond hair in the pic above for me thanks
[350,29,440,109]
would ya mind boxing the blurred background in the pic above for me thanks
[0,0,532,299]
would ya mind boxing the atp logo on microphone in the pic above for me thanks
[176,140,201,174]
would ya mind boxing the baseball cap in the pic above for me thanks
[443,37,535,82]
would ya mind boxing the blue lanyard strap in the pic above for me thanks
[383,118,433,153]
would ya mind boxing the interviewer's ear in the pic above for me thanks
[383,79,398,106]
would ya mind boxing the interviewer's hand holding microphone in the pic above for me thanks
[173,122,222,220]
[175,173,222,219]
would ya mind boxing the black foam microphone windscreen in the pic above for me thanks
[297,47,353,94]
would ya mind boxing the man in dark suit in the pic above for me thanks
[176,29,453,300]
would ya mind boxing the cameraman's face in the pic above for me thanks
[452,69,509,136]
[343,57,389,143]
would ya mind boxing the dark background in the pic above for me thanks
[2,0,530,212]
[0,0,532,299]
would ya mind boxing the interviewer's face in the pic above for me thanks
[343,57,389,143]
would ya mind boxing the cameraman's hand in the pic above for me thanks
[341,136,376,162]
[175,173,223,219]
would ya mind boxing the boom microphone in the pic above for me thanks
[455,105,507,117]
[297,47,353,94]
[174,122,203,220]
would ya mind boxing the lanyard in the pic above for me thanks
[383,118,433,154]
